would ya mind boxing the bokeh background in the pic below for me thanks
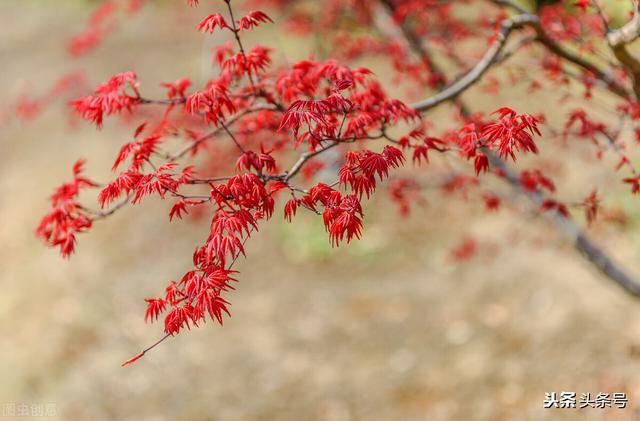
[2,1,640,420]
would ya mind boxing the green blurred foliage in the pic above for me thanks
[515,0,632,27]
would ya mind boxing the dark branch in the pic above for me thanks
[377,0,640,297]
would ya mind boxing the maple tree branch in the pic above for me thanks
[123,223,256,367]
[605,0,640,99]
[121,333,171,366]
[224,0,258,91]
[379,0,440,73]
[490,1,630,99]
[411,10,630,112]
[532,25,630,98]
[607,0,640,46]
[169,105,276,160]
[91,196,131,219]
[284,141,340,182]
[484,152,640,297]
[412,14,538,112]
[378,0,640,297]
[217,116,246,153]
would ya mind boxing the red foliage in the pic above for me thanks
[28,0,640,364]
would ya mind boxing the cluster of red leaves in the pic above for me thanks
[480,108,541,161]
[145,173,274,338]
[285,146,406,247]
[36,161,96,257]
[291,184,364,247]
[70,71,140,128]
[246,0,471,89]
[338,146,405,199]
[34,0,640,365]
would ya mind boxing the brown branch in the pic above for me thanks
[606,0,640,99]
[412,14,538,112]
[533,24,630,99]
[412,10,630,112]
[607,0,640,46]
[284,141,340,182]
[484,152,640,297]
[169,105,276,161]
[378,0,640,297]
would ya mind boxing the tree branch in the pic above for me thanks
[412,9,630,112]
[607,0,640,46]
[377,0,640,297]
[412,14,538,112]
[606,0,640,99]
[485,152,640,297]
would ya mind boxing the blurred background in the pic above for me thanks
[2,0,640,420]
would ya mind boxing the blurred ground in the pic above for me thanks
[2,1,640,420]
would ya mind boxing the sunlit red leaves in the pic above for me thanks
[161,78,191,100]
[212,173,274,220]
[474,153,489,175]
[339,147,405,199]
[99,170,141,207]
[198,14,229,33]
[212,41,235,67]
[481,108,540,161]
[323,194,364,247]
[243,45,273,74]
[284,198,298,222]
[185,83,235,122]
[38,0,631,365]
[275,60,371,118]
[169,198,203,221]
[70,72,140,128]
[132,163,182,204]
[141,172,276,337]
[36,160,96,257]
[412,144,429,165]
[144,298,166,323]
[295,184,363,247]
[98,163,186,208]
[279,96,347,139]
[112,133,162,171]
[235,147,276,174]
[237,11,273,31]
